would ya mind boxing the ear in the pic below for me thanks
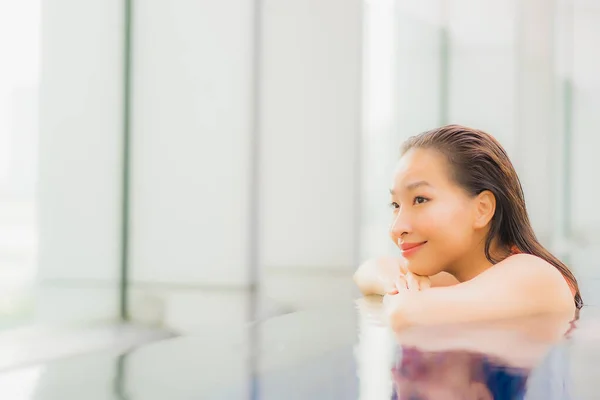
[472,190,496,229]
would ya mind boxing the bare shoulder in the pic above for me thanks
[488,253,574,311]
[498,253,565,280]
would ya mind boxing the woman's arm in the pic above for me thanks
[356,295,574,369]
[353,256,403,295]
[354,256,459,295]
[385,254,575,329]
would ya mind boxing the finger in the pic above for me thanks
[395,276,408,291]
[382,278,398,294]
[405,273,419,291]
[419,276,431,290]
[386,286,399,295]
[380,275,399,294]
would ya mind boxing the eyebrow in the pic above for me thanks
[389,181,432,195]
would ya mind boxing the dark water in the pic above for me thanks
[1,298,598,399]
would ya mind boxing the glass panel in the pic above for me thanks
[0,0,40,329]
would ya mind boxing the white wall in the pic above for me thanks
[129,0,255,288]
[446,0,518,156]
[37,0,123,322]
[570,0,600,243]
[126,0,363,326]
[515,0,557,245]
[566,0,600,293]
[259,0,362,271]
[126,0,257,330]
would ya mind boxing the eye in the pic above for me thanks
[388,201,399,210]
[413,196,429,205]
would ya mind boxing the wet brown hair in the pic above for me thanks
[401,124,582,309]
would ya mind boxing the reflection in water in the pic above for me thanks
[113,352,130,400]
[390,341,574,400]
[356,296,577,400]
[391,346,530,400]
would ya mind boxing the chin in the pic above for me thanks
[406,261,443,277]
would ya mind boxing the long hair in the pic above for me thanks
[401,125,582,309]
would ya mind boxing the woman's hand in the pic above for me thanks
[383,272,430,330]
[354,256,406,296]
[386,272,431,294]
[353,255,433,296]
[383,286,423,331]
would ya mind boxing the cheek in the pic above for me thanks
[415,204,474,263]
[424,203,472,239]
[404,204,474,276]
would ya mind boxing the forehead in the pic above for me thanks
[392,148,451,187]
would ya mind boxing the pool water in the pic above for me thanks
[0,297,598,399]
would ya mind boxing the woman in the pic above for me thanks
[354,125,582,330]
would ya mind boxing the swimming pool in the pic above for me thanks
[0,298,597,399]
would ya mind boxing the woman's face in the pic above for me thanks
[388,148,478,276]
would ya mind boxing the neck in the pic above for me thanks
[447,237,509,282]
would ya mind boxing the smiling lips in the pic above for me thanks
[400,241,427,257]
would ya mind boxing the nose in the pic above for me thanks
[389,207,411,240]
